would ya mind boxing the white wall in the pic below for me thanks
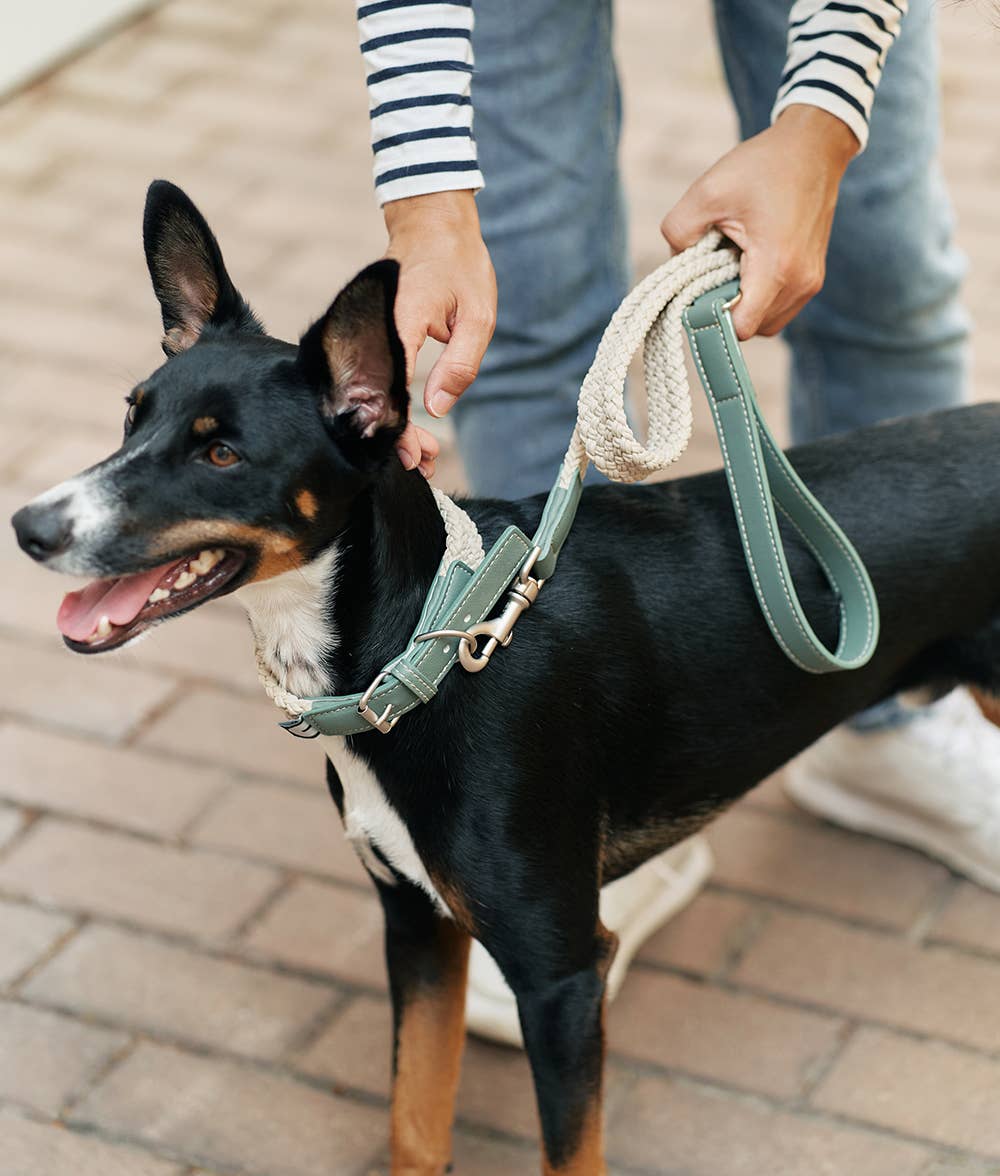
[1,1,162,99]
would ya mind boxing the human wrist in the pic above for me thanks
[774,104,858,174]
[384,189,481,242]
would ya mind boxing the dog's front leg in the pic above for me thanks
[376,875,471,1176]
[511,926,617,1176]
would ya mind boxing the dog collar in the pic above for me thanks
[257,471,583,738]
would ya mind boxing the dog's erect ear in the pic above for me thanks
[143,180,263,357]
[297,259,407,447]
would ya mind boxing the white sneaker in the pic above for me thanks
[464,835,713,1047]
[785,688,1000,891]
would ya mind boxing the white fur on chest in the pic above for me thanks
[324,740,451,917]
[239,552,450,917]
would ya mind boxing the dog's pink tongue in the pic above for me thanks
[57,562,176,641]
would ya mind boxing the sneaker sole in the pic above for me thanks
[464,837,714,1048]
[784,765,1000,894]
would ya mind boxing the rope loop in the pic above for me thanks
[570,230,740,483]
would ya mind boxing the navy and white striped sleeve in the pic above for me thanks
[772,0,908,150]
[356,0,484,206]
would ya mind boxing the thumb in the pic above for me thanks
[394,318,428,388]
[729,248,783,341]
[424,313,492,418]
[661,182,717,254]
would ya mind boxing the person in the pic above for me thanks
[353,0,999,1044]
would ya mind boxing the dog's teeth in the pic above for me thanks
[173,569,196,590]
[148,587,170,604]
[96,616,112,638]
[190,548,223,575]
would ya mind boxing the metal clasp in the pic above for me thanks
[415,546,545,674]
[357,671,401,734]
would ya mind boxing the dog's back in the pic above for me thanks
[447,403,1000,864]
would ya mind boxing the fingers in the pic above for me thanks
[424,307,495,418]
[395,420,423,471]
[394,317,428,388]
[413,423,439,479]
[395,422,439,480]
[731,249,824,340]
[661,181,717,255]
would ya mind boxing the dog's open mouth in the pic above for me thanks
[57,547,246,653]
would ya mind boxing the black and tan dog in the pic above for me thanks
[12,182,1000,1175]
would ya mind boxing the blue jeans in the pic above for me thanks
[455,0,968,725]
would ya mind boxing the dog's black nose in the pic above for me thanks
[11,504,73,562]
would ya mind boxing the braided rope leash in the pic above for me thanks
[556,229,739,488]
[541,228,879,672]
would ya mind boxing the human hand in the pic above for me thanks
[661,106,857,340]
[384,190,497,476]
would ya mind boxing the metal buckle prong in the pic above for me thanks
[357,671,401,734]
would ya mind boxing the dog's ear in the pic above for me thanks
[297,260,408,454]
[143,179,263,357]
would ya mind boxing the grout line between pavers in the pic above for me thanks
[0,887,385,996]
[713,899,771,982]
[223,869,297,944]
[796,1019,858,1105]
[906,872,960,946]
[277,987,354,1065]
[601,1056,1000,1168]
[704,879,959,940]
[59,1032,139,1120]
[0,799,373,896]
[0,806,42,867]
[24,1104,260,1176]
[629,953,1000,1065]
[121,677,190,749]
[0,702,332,797]
[6,912,87,995]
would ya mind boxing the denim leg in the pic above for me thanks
[453,0,627,499]
[713,0,969,730]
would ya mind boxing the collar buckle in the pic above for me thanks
[357,671,401,734]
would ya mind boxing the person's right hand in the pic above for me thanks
[384,190,496,472]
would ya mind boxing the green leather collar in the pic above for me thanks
[283,477,583,738]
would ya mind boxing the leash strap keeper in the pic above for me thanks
[682,279,879,672]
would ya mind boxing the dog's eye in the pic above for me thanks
[124,401,137,432]
[206,442,240,468]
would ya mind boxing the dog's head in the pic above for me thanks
[11,180,409,653]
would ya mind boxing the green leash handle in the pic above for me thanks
[683,279,879,672]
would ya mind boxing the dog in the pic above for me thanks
[12,181,1000,1176]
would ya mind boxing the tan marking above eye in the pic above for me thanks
[193,416,219,436]
[295,489,319,520]
[134,387,146,405]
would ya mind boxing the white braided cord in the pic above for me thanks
[570,230,739,482]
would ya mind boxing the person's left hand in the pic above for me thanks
[661,105,858,340]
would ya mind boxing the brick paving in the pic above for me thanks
[1,1,1000,1172]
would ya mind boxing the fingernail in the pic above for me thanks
[428,391,457,418]
[398,448,416,470]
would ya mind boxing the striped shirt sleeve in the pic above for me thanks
[356,0,484,206]
[772,0,908,151]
